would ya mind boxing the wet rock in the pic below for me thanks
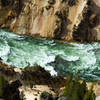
[0,63,16,77]
[49,55,79,76]
[21,65,52,85]
[5,67,15,76]
[21,65,66,89]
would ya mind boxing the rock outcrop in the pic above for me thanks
[0,0,100,42]
[3,80,22,100]
[73,0,100,42]
[0,75,22,100]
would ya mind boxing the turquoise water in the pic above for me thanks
[0,29,100,81]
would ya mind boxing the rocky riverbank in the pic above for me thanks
[0,61,100,100]
[0,61,66,88]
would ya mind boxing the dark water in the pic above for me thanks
[0,29,100,81]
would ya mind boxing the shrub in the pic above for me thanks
[0,76,8,97]
[63,72,96,100]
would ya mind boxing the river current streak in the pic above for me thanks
[0,29,100,81]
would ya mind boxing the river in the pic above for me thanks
[0,29,100,81]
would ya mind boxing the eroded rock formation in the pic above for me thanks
[0,0,100,42]
[73,0,100,42]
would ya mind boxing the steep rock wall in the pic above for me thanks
[0,0,100,42]
[73,0,100,42]
[0,0,85,41]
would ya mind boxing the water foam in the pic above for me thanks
[0,29,100,81]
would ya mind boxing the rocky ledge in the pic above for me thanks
[0,61,100,100]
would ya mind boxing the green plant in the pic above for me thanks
[63,72,73,97]
[40,91,47,98]
[83,84,95,100]
[63,72,96,100]
[0,76,8,97]
[29,81,33,89]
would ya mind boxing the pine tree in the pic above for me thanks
[79,81,87,99]
[63,72,73,97]
[71,82,80,100]
[63,72,96,100]
[83,84,95,100]
[70,71,81,100]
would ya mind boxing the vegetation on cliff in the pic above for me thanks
[63,72,95,100]
[0,76,22,100]
[0,67,96,100]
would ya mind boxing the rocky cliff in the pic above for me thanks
[0,0,100,42]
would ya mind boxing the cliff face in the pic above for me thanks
[73,0,100,42]
[0,0,100,42]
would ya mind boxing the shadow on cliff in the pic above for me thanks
[54,10,72,40]
[73,0,100,42]
[0,0,23,27]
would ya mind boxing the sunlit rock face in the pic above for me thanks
[0,0,86,41]
[0,0,100,42]
[9,0,74,40]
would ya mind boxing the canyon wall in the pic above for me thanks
[73,0,100,42]
[0,0,100,42]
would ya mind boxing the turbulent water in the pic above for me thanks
[0,30,100,81]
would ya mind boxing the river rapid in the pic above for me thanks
[0,29,100,81]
